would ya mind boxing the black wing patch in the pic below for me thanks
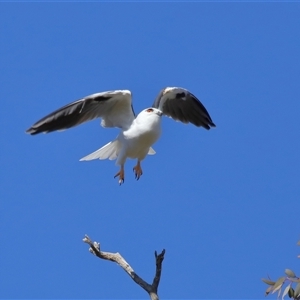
[26,94,113,135]
[152,88,216,129]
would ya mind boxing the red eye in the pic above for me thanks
[146,108,154,113]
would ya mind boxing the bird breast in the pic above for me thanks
[120,116,161,159]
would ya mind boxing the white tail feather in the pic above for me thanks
[148,147,156,155]
[80,141,156,162]
[80,140,120,161]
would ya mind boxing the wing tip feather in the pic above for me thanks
[26,127,38,135]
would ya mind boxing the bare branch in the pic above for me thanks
[152,250,166,291]
[83,235,165,300]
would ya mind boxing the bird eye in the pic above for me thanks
[146,108,154,113]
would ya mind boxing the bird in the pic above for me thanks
[26,87,216,185]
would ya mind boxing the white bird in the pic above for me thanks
[26,87,216,184]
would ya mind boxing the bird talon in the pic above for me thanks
[133,162,143,181]
[114,168,125,185]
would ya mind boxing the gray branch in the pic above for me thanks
[83,234,165,300]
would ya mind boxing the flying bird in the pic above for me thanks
[26,87,216,184]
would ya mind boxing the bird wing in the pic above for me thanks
[152,87,216,129]
[26,90,135,135]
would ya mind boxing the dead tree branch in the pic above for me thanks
[83,234,165,300]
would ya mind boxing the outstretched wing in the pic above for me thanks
[26,90,135,135]
[152,87,216,129]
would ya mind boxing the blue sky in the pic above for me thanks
[1,2,300,299]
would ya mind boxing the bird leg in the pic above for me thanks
[133,161,143,180]
[114,165,125,185]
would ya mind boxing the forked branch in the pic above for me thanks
[83,234,165,300]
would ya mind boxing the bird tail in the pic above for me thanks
[80,140,120,161]
[148,147,156,155]
[80,141,156,162]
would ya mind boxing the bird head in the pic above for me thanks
[143,108,163,116]
[135,108,162,126]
